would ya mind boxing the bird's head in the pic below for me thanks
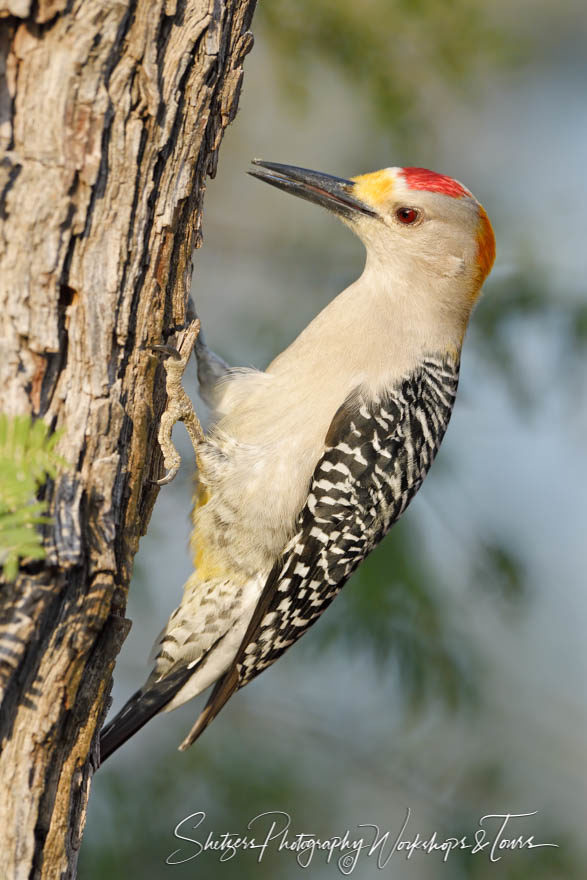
[249,160,495,327]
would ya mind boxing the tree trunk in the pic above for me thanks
[0,1,255,876]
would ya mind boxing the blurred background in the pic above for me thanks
[81,0,587,877]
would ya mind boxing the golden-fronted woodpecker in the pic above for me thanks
[100,160,495,761]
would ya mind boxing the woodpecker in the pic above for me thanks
[100,160,495,761]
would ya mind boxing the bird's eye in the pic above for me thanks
[395,206,420,225]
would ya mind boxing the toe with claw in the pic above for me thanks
[151,319,204,485]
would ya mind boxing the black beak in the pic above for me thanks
[248,160,377,220]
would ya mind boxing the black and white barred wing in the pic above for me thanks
[180,358,458,748]
[237,395,408,685]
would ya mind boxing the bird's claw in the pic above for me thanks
[150,343,182,361]
[154,466,180,486]
[151,319,204,486]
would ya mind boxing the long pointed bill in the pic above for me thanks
[249,160,378,220]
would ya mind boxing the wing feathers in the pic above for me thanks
[183,357,459,745]
[99,665,194,763]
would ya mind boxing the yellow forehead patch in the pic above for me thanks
[351,169,394,206]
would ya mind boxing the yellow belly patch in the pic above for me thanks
[192,543,227,582]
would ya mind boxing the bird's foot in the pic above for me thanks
[151,319,204,485]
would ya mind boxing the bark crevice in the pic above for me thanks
[0,1,256,876]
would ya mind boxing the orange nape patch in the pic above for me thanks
[351,169,394,206]
[475,204,496,288]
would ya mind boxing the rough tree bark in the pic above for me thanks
[0,1,256,877]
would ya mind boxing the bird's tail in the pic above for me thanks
[99,665,193,763]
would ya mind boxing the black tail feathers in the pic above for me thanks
[99,666,193,763]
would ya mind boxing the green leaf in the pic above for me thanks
[0,413,66,581]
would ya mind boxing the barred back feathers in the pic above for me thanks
[100,159,494,760]
[238,355,460,685]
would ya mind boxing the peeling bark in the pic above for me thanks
[0,1,256,876]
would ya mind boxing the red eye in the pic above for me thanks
[395,206,419,224]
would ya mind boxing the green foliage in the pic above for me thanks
[84,6,587,879]
[314,521,478,712]
[259,0,509,144]
[474,267,587,406]
[82,735,322,880]
[474,540,526,606]
[449,809,577,880]
[0,413,64,580]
